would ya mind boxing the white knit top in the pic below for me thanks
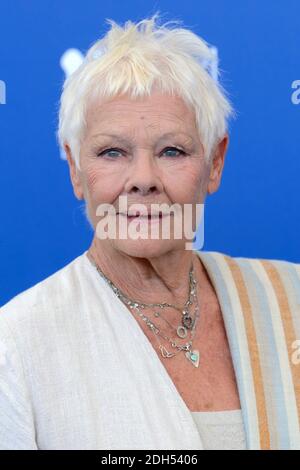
[0,251,249,450]
[191,409,247,450]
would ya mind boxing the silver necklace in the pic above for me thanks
[87,252,201,368]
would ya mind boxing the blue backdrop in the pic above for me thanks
[0,0,299,306]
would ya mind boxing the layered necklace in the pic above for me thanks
[87,251,201,368]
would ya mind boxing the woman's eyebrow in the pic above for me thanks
[90,133,130,144]
[90,132,195,144]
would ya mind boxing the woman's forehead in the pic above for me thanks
[86,91,193,118]
[85,93,197,137]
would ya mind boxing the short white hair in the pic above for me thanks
[56,12,236,171]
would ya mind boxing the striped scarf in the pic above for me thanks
[197,250,300,449]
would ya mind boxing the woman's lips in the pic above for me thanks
[118,212,171,222]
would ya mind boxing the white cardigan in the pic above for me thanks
[0,249,299,449]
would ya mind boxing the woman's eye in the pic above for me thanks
[162,147,186,157]
[96,146,186,158]
[97,147,123,158]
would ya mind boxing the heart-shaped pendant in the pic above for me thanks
[185,349,200,368]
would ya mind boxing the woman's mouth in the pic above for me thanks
[118,211,168,222]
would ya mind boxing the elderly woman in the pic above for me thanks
[0,14,299,451]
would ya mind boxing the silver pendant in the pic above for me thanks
[182,314,194,329]
[185,349,200,367]
[159,345,175,358]
[177,325,188,338]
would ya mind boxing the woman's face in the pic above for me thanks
[66,90,228,258]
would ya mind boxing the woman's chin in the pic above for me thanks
[111,238,183,258]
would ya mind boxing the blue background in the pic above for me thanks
[0,0,299,306]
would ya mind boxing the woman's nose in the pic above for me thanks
[124,152,163,196]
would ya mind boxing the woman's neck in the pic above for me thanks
[87,238,199,306]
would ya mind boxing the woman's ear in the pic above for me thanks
[64,144,84,200]
[207,134,229,195]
